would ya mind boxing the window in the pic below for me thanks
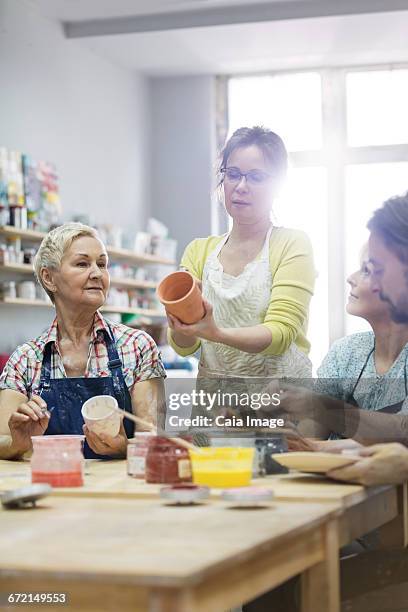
[225,66,408,371]
[228,72,322,152]
[345,162,408,335]
[347,69,408,146]
[275,167,328,369]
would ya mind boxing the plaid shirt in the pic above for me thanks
[0,311,166,397]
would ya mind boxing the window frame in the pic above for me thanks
[220,63,408,350]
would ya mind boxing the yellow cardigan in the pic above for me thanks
[168,227,315,358]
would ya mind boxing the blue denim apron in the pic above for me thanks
[38,325,134,459]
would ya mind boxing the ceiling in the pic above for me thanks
[29,0,316,21]
[28,0,408,75]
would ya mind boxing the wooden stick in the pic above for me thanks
[111,405,202,453]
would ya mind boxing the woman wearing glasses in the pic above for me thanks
[167,126,315,379]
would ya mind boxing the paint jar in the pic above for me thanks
[31,435,85,487]
[189,447,254,488]
[127,432,154,479]
[145,436,192,484]
[255,436,289,475]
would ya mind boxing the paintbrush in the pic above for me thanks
[110,404,203,453]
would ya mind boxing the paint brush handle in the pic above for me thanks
[111,405,201,453]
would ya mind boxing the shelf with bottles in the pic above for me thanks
[0,226,176,266]
[0,225,45,242]
[0,221,177,319]
[0,262,158,290]
[0,280,166,318]
[0,297,166,319]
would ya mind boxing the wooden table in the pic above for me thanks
[1,459,406,611]
[0,493,340,611]
[1,459,406,548]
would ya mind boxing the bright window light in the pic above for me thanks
[345,162,408,334]
[275,167,328,370]
[228,73,322,152]
[347,69,408,146]
[226,67,408,371]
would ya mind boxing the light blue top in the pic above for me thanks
[316,331,408,412]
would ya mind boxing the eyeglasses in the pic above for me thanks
[220,166,273,186]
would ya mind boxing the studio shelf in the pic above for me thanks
[0,297,165,318]
[0,264,158,290]
[0,226,175,266]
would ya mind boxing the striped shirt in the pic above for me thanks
[0,311,166,397]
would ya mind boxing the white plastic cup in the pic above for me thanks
[81,395,121,437]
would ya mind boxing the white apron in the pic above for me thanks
[199,226,312,378]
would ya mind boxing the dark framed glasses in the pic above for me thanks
[220,166,273,186]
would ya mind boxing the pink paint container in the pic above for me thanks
[31,435,85,487]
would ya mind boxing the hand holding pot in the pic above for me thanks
[83,418,128,458]
[157,271,204,324]
[167,299,221,342]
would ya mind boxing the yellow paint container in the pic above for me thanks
[188,447,254,488]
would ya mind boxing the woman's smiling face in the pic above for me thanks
[222,145,278,225]
[51,236,110,309]
[346,249,390,322]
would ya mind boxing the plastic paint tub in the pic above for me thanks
[31,435,85,488]
[188,447,254,488]
[145,436,192,484]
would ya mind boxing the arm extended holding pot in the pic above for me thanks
[168,302,273,354]
[165,259,274,355]
[167,231,314,357]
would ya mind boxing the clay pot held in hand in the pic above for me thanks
[157,271,205,324]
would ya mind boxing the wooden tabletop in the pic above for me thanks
[1,459,406,611]
[0,495,338,584]
[2,458,405,550]
[0,458,381,505]
[0,494,341,611]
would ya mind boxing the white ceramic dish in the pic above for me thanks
[160,485,210,505]
[271,451,359,474]
[222,487,274,508]
[81,395,121,437]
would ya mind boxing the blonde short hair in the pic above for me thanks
[34,222,100,303]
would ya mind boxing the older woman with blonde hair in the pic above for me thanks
[0,223,165,459]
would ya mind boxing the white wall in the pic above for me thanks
[0,0,150,352]
[150,76,218,261]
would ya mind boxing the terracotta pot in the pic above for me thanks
[157,271,204,324]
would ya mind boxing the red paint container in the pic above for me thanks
[31,435,85,488]
[145,436,192,484]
